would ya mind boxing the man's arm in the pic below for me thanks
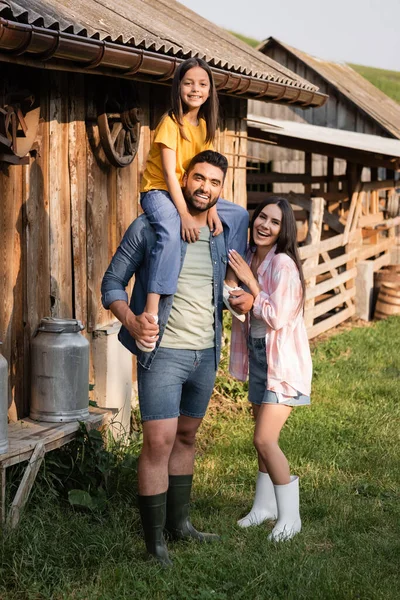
[101,217,159,342]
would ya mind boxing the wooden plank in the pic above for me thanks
[305,287,355,320]
[358,238,395,261]
[287,193,344,233]
[0,161,24,421]
[299,230,358,260]
[372,252,391,272]
[302,249,358,279]
[0,467,5,524]
[68,74,88,327]
[303,197,324,328]
[49,71,73,318]
[233,101,247,208]
[358,213,385,228]
[306,268,358,301]
[307,305,356,339]
[86,90,111,332]
[24,76,51,418]
[7,442,45,529]
[360,179,396,192]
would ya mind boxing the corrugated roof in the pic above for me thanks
[258,37,400,139]
[0,0,318,91]
[248,115,400,158]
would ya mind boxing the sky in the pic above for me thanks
[178,0,400,71]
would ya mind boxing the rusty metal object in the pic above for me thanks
[97,84,141,168]
[0,86,40,162]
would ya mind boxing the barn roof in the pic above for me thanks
[247,114,400,170]
[258,37,400,138]
[0,1,327,107]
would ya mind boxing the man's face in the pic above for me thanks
[182,162,224,213]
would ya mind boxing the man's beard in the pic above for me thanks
[183,188,219,213]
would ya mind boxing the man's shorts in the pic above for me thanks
[137,347,216,421]
[248,336,310,407]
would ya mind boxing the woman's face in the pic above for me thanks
[252,203,282,249]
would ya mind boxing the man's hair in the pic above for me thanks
[186,150,228,180]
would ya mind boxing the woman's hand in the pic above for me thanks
[228,250,261,298]
[180,213,201,243]
[207,207,223,237]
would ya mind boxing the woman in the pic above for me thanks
[228,197,312,541]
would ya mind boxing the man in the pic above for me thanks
[101,150,250,566]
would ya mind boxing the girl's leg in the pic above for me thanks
[253,404,292,485]
[141,190,181,316]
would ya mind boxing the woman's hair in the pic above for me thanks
[169,58,219,143]
[249,197,306,308]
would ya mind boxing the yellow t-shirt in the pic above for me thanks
[140,115,213,192]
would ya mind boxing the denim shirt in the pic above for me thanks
[101,199,249,370]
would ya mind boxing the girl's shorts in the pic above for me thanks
[248,336,310,407]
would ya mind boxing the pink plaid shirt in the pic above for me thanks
[229,245,312,396]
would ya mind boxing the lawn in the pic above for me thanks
[0,317,399,600]
[349,64,400,104]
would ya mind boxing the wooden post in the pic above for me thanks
[304,197,325,328]
[304,152,312,195]
[7,442,45,529]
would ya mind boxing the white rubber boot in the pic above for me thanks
[237,471,278,528]
[136,314,158,353]
[268,475,301,542]
[223,284,246,322]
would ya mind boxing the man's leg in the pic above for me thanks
[136,349,188,565]
[165,349,220,542]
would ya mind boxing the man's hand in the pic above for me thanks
[228,288,254,316]
[125,311,159,347]
[109,301,159,346]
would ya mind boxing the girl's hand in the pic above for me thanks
[181,213,201,243]
[207,209,223,237]
[228,250,261,297]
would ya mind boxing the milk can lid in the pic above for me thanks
[38,317,85,333]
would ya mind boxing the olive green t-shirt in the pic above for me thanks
[160,226,215,349]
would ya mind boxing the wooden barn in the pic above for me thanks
[0,2,327,423]
[245,38,400,339]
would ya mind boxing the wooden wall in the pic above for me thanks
[0,64,248,419]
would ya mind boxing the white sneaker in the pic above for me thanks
[223,284,246,322]
[136,314,158,353]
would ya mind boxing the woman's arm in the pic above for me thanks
[160,145,200,243]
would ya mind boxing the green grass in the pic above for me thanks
[1,317,399,599]
[349,64,400,104]
[228,30,260,48]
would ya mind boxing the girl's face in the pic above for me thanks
[180,66,210,111]
[252,203,282,250]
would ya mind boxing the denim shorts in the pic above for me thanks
[248,336,310,407]
[137,346,216,421]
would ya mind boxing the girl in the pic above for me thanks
[138,58,242,351]
[228,197,312,542]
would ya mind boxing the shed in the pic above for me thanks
[245,38,400,339]
[0,2,326,422]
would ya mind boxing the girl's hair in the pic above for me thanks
[249,197,306,308]
[169,58,219,144]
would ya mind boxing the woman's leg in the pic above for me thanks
[237,403,278,527]
[253,404,292,485]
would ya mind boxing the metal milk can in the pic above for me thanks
[30,318,90,422]
[0,342,8,454]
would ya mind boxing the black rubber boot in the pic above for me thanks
[165,474,220,542]
[138,492,173,566]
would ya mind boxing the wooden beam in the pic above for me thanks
[248,126,400,170]
[305,268,358,301]
[304,197,324,328]
[307,305,356,339]
[7,443,45,529]
[305,287,355,320]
